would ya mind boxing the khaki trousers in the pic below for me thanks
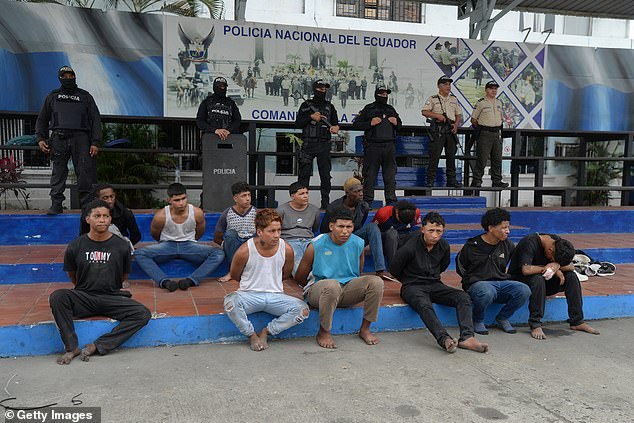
[307,275,384,331]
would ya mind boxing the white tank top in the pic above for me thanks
[160,204,197,242]
[239,238,286,293]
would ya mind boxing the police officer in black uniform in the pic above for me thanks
[196,77,242,140]
[352,85,402,206]
[36,66,101,215]
[295,79,340,209]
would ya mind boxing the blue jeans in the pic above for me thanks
[223,229,254,265]
[134,240,225,286]
[354,223,386,272]
[223,291,309,336]
[286,238,312,274]
[467,280,531,323]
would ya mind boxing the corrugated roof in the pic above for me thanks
[425,0,634,20]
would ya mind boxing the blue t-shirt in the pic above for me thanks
[308,233,364,289]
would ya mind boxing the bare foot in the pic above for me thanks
[249,333,266,351]
[570,323,600,335]
[80,344,97,362]
[442,337,458,353]
[218,273,232,283]
[359,329,379,345]
[56,348,80,365]
[531,327,547,340]
[316,327,336,349]
[458,337,489,353]
[257,327,270,350]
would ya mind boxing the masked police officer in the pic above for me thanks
[470,80,508,188]
[36,66,101,215]
[422,75,463,188]
[295,79,340,209]
[196,77,242,141]
[352,85,402,206]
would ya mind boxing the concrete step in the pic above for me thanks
[3,266,634,357]
[2,241,632,285]
[398,196,486,210]
[3,207,634,246]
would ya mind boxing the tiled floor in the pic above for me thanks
[1,264,632,327]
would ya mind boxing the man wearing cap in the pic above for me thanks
[295,79,340,209]
[422,76,463,188]
[196,77,242,141]
[321,177,395,281]
[440,41,458,76]
[36,66,102,215]
[470,81,508,188]
[352,85,402,206]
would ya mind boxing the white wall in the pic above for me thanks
[242,1,634,50]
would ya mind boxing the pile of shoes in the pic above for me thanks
[572,250,616,281]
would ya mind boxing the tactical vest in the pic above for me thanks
[206,98,233,129]
[302,100,332,141]
[365,103,396,141]
[51,92,90,131]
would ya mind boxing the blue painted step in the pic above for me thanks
[398,196,486,210]
[0,214,220,246]
[8,293,634,357]
[4,245,632,285]
[376,167,463,188]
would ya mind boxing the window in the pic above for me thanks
[336,0,359,18]
[336,0,422,23]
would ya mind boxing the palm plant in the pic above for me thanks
[98,123,175,208]
[584,141,623,206]
[15,0,225,18]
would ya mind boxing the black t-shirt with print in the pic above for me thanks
[63,234,131,294]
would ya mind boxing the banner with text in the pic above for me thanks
[164,17,545,128]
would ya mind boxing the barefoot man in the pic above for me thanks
[508,233,599,340]
[391,212,489,353]
[223,209,309,351]
[295,207,384,349]
[49,200,151,364]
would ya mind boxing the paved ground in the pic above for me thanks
[0,319,632,423]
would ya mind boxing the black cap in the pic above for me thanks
[375,85,391,94]
[313,79,330,89]
[58,66,75,77]
[437,75,453,85]
[485,80,499,88]
[213,77,227,86]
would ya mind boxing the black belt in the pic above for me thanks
[52,130,86,137]
[479,125,501,132]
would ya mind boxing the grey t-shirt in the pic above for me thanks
[276,202,321,240]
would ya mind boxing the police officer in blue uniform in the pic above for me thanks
[352,85,402,206]
[295,79,340,209]
[196,77,242,140]
[36,66,101,215]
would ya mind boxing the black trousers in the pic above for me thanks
[49,131,96,207]
[401,282,474,346]
[514,271,584,329]
[427,131,457,185]
[472,130,503,185]
[381,228,418,267]
[362,141,397,204]
[49,289,151,354]
[298,140,331,208]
